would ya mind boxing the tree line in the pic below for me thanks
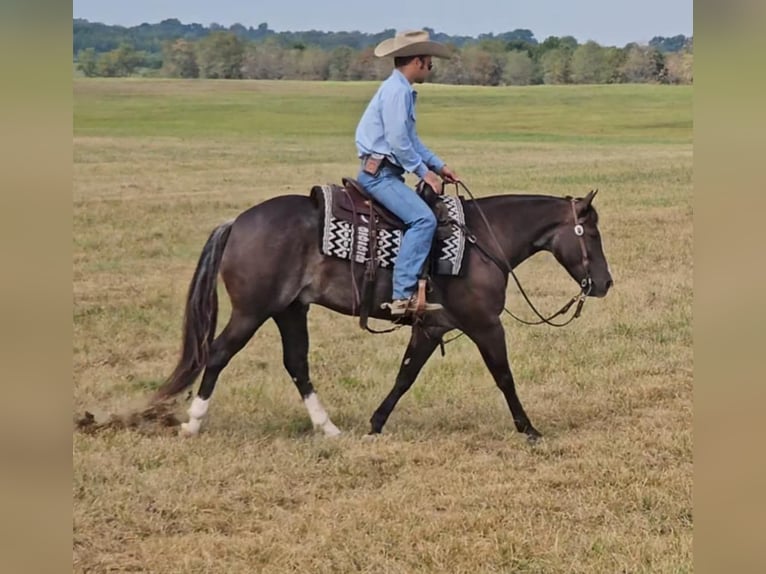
[74,19,692,85]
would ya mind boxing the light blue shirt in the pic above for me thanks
[355,69,445,179]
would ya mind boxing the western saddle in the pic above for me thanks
[329,177,452,329]
[333,177,404,231]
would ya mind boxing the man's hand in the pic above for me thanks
[440,164,460,184]
[423,170,444,195]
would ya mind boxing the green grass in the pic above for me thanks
[73,79,692,573]
[74,79,691,144]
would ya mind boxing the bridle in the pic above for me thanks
[452,181,593,328]
[570,196,593,297]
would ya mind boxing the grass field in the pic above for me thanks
[73,79,692,573]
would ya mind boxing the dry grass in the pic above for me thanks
[73,80,692,573]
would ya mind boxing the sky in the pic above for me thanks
[72,0,692,47]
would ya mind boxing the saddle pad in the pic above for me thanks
[316,184,467,276]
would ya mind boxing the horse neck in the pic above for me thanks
[473,195,566,267]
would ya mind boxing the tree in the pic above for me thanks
[497,29,536,44]
[302,48,332,80]
[77,48,99,77]
[96,43,144,77]
[539,36,563,52]
[478,38,507,54]
[603,47,627,83]
[241,41,282,79]
[460,45,504,85]
[559,36,579,52]
[620,45,665,83]
[649,34,689,53]
[431,51,469,85]
[252,23,273,40]
[327,46,354,80]
[664,52,693,84]
[570,41,610,84]
[505,39,535,58]
[161,39,199,78]
[344,46,390,81]
[73,17,683,85]
[279,46,331,80]
[196,32,244,79]
[540,48,571,84]
[228,23,249,40]
[502,51,535,85]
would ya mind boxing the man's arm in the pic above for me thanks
[412,124,460,183]
[412,132,445,174]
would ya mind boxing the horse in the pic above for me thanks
[151,186,613,443]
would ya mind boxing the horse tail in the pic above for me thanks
[152,220,234,402]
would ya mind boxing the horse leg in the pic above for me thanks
[180,309,265,436]
[466,320,542,443]
[369,326,444,434]
[273,301,341,437]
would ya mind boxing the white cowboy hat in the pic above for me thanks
[374,30,452,59]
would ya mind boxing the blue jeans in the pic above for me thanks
[357,166,437,300]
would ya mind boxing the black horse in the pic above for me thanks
[152,188,612,442]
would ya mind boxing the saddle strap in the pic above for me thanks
[416,278,427,315]
[359,201,379,330]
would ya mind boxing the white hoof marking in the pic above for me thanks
[304,393,341,437]
[181,397,209,437]
[179,419,201,437]
[188,397,209,419]
[323,421,342,437]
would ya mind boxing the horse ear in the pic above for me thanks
[577,189,598,215]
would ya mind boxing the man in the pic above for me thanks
[355,30,460,316]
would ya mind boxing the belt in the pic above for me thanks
[360,155,404,173]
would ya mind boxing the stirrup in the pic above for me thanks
[381,296,443,316]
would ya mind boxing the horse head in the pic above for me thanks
[548,190,613,297]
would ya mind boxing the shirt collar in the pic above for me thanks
[391,69,417,101]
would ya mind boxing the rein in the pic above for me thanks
[450,181,592,328]
[353,180,593,344]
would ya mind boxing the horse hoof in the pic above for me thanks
[179,421,200,437]
[322,423,342,438]
[526,432,542,445]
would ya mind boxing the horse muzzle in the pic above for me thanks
[587,276,613,298]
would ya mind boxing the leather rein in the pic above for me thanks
[348,180,593,342]
[451,181,592,328]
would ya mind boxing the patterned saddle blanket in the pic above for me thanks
[310,183,467,276]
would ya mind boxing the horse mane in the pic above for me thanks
[473,193,598,223]
[474,193,567,203]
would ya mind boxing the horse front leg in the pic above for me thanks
[369,325,445,434]
[466,320,542,443]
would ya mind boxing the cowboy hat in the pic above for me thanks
[374,30,452,59]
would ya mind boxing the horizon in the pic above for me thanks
[72,16,694,45]
[72,0,692,47]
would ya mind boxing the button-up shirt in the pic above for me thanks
[355,69,445,179]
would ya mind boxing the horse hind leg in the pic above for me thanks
[273,301,340,437]
[180,309,265,436]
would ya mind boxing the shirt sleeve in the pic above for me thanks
[380,89,429,178]
[412,132,445,174]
